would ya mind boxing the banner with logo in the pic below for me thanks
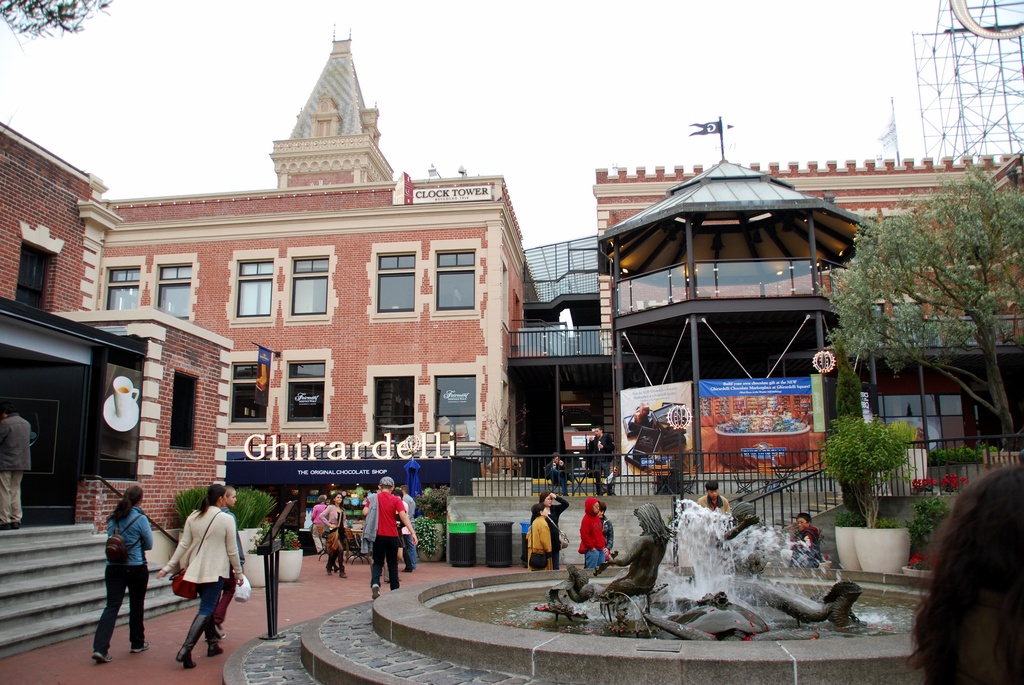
[255,345,272,407]
[618,382,693,476]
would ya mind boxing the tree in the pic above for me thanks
[833,341,862,419]
[2,0,111,38]
[830,167,1024,436]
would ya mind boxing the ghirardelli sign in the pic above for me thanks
[242,432,453,460]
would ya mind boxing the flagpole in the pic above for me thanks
[717,116,725,161]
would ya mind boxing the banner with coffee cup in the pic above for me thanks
[100,363,142,461]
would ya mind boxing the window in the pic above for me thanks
[16,245,47,308]
[287,362,325,421]
[377,254,415,312]
[374,377,415,441]
[436,252,475,310]
[292,258,328,315]
[879,393,964,441]
[170,372,196,449]
[158,265,192,318]
[436,376,476,441]
[107,268,140,310]
[231,364,267,422]
[237,261,274,317]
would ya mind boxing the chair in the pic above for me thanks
[345,528,370,564]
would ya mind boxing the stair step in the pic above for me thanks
[0,534,109,568]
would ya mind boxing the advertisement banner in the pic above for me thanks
[99,363,142,461]
[697,377,823,472]
[255,345,272,407]
[618,382,692,476]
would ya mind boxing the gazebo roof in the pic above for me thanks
[603,161,861,272]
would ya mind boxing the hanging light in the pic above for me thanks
[812,348,837,373]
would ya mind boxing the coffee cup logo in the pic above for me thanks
[112,375,140,419]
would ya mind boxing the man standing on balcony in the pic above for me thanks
[588,427,614,496]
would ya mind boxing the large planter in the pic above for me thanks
[245,556,266,588]
[834,526,861,571]
[853,527,911,574]
[148,528,180,567]
[419,522,446,562]
[238,528,260,558]
[278,549,304,582]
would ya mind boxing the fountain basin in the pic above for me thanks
[362,569,923,684]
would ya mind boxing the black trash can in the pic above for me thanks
[484,521,513,568]
[448,522,477,567]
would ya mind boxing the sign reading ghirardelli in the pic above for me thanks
[242,432,454,461]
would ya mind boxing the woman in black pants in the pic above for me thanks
[92,485,153,663]
[535,491,569,570]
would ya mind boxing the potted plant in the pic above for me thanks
[903,496,949,577]
[151,486,208,566]
[277,528,304,582]
[823,416,911,573]
[232,488,276,555]
[414,486,449,562]
[833,509,866,571]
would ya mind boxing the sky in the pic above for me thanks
[0,0,958,248]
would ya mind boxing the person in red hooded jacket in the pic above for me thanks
[578,497,606,569]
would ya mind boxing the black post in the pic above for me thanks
[258,500,296,641]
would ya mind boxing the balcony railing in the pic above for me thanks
[617,258,842,315]
[510,326,612,358]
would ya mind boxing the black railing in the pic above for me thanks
[83,475,178,544]
[510,327,612,358]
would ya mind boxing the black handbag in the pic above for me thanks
[528,552,548,569]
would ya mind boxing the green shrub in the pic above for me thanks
[927,445,985,466]
[413,515,442,557]
[875,516,901,529]
[173,486,208,527]
[823,417,909,528]
[415,486,449,520]
[232,488,277,529]
[887,421,919,444]
[834,509,866,528]
[905,497,950,550]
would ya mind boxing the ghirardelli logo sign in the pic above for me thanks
[242,432,454,461]
[443,390,471,403]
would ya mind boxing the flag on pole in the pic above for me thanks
[690,120,722,136]
[878,112,899,161]
[255,345,272,407]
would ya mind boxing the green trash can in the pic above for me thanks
[448,521,478,567]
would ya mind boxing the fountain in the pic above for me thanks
[299,501,924,683]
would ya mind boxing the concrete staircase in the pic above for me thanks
[0,524,194,659]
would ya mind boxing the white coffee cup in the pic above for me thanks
[112,376,140,418]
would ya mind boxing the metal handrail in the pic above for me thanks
[83,474,177,543]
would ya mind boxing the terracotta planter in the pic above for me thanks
[853,527,911,574]
[419,522,446,562]
[278,549,304,582]
[834,526,862,571]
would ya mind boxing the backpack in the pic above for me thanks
[106,513,142,563]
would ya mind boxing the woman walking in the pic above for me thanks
[91,485,153,664]
[320,492,347,578]
[157,484,243,669]
[526,503,553,570]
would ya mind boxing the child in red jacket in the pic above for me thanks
[578,497,606,569]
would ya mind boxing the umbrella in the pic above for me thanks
[403,458,423,504]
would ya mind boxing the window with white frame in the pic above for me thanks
[157,265,192,318]
[377,254,415,312]
[436,252,475,310]
[291,258,328,315]
[287,362,325,421]
[237,261,274,317]
[231,363,268,422]
[107,268,140,311]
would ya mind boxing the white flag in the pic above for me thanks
[878,113,899,158]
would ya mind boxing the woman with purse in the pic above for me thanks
[91,484,153,664]
[526,503,553,570]
[320,492,347,578]
[156,483,243,669]
[536,491,569,570]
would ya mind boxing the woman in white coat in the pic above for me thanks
[157,483,243,669]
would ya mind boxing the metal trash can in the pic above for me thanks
[448,521,478,567]
[519,521,530,567]
[484,521,513,568]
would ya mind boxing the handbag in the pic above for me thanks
[549,520,569,549]
[171,570,198,599]
[234,573,253,603]
[170,511,221,599]
[528,551,548,570]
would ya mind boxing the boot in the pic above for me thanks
[175,614,209,669]
[205,621,224,657]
